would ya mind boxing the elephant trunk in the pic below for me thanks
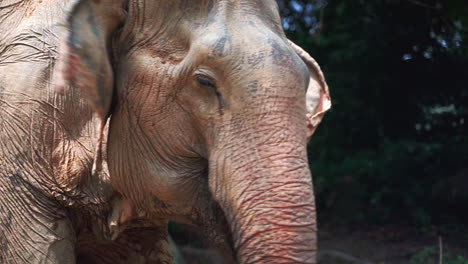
[210,120,317,263]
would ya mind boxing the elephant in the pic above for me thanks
[0,0,331,263]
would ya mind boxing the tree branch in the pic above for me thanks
[406,0,440,10]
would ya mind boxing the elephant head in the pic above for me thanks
[54,0,330,263]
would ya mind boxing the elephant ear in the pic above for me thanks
[54,0,124,174]
[54,0,124,120]
[288,40,331,138]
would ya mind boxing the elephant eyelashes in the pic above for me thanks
[194,73,225,111]
[196,75,217,90]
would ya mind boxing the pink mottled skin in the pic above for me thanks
[0,0,330,263]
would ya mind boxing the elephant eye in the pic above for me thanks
[195,75,217,90]
[194,72,225,111]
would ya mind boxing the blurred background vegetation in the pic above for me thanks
[276,0,468,231]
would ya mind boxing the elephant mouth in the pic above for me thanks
[168,193,237,263]
[168,221,234,262]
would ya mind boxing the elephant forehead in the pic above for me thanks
[191,27,297,69]
[121,0,283,48]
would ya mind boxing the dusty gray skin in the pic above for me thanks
[0,0,330,263]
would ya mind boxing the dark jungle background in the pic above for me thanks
[171,1,468,263]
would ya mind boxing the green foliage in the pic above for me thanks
[410,246,468,264]
[279,0,468,228]
[410,247,437,264]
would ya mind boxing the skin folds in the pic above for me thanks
[0,0,330,263]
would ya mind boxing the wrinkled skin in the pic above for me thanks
[0,0,330,263]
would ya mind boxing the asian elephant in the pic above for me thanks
[0,0,330,263]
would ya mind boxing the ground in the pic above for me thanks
[173,224,468,264]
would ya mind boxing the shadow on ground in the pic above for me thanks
[173,224,468,264]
